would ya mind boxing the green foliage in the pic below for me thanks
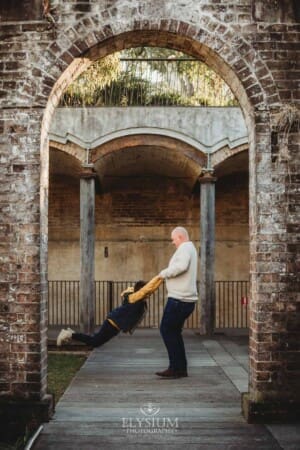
[60,47,238,107]
[61,54,121,106]
[48,353,87,402]
[0,439,25,450]
[146,92,199,106]
[95,75,151,106]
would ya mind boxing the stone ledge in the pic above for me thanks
[242,392,300,423]
[0,394,54,441]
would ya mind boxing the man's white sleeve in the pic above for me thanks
[159,247,190,279]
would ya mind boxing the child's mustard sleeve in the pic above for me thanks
[128,276,163,303]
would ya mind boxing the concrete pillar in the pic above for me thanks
[199,171,217,335]
[80,165,96,334]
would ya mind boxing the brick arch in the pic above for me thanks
[91,133,206,191]
[91,133,206,164]
[40,23,277,218]
[49,141,86,165]
[40,21,277,224]
[40,16,280,195]
[39,17,280,116]
[211,144,249,169]
[82,28,275,116]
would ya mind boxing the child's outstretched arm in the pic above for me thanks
[128,275,163,303]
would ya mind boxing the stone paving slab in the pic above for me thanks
[33,330,298,449]
[34,422,281,450]
[266,424,300,450]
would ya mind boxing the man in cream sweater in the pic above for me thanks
[156,227,198,379]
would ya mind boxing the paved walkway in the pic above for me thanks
[34,330,299,449]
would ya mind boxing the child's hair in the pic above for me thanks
[134,280,146,292]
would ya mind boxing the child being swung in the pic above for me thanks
[57,275,163,348]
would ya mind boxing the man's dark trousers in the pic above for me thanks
[160,297,195,372]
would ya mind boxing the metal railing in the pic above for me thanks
[48,280,249,329]
[48,280,80,326]
[215,280,249,329]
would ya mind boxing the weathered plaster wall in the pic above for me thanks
[49,106,248,153]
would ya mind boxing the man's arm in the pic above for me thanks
[128,276,163,303]
[159,246,190,279]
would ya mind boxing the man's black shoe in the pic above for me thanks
[155,368,188,378]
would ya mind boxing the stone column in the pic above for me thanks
[199,171,217,335]
[80,165,96,334]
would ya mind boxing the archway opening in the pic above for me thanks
[41,28,256,402]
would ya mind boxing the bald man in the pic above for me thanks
[156,227,198,379]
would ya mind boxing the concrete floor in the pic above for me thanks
[33,330,300,449]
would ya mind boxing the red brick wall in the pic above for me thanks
[48,173,249,282]
[49,177,198,233]
[49,175,80,239]
[49,174,249,232]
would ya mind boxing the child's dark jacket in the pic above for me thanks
[107,276,162,333]
[107,297,147,333]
